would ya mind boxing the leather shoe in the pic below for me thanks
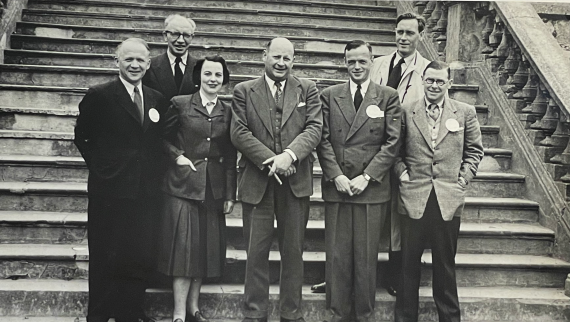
[242,318,268,322]
[386,285,397,296]
[311,281,326,293]
[281,318,305,322]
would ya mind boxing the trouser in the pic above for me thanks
[242,178,310,320]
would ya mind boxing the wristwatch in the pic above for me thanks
[363,173,371,181]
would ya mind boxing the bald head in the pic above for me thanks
[114,38,151,86]
[263,37,295,82]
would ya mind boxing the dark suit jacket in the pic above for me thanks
[74,78,169,199]
[161,93,237,201]
[230,75,323,205]
[142,52,198,101]
[394,97,484,220]
[317,82,402,204]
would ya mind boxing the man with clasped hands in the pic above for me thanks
[317,40,402,322]
[230,37,322,322]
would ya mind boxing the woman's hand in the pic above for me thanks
[223,200,235,214]
[176,155,197,171]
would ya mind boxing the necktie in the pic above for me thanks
[174,56,183,90]
[274,81,282,104]
[428,103,440,121]
[354,84,363,111]
[386,57,405,89]
[205,101,215,114]
[133,86,144,125]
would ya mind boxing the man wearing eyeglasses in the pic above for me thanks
[394,60,484,322]
[143,14,198,101]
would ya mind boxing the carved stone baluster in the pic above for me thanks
[495,29,512,86]
[531,98,559,135]
[530,83,549,118]
[423,1,436,29]
[555,123,570,182]
[540,109,568,148]
[502,45,521,93]
[428,1,443,40]
[434,2,448,58]
[520,68,539,125]
[486,17,504,72]
[414,1,428,15]
[481,9,496,54]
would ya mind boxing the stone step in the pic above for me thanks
[0,181,539,222]
[3,280,569,321]
[9,34,395,65]
[0,126,500,159]
[26,0,396,30]
[16,21,396,53]
[27,0,396,19]
[0,64,344,94]
[0,143,510,184]
[21,9,396,42]
[1,244,568,288]
[4,49,352,79]
[0,209,552,255]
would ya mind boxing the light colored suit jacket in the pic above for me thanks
[230,75,323,204]
[394,97,484,221]
[317,82,402,204]
[370,51,431,106]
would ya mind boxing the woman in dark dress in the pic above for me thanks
[158,56,236,322]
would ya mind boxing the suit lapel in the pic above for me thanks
[400,52,420,87]
[411,99,434,149]
[155,53,178,98]
[114,78,143,127]
[180,54,198,94]
[142,86,155,132]
[346,83,380,141]
[281,76,302,127]
[208,99,226,118]
[250,77,274,138]
[333,83,356,126]
[434,98,458,147]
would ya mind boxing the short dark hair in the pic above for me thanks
[192,56,231,87]
[396,13,426,33]
[344,40,372,56]
[423,60,450,79]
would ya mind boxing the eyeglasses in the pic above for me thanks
[164,31,194,40]
[424,78,448,86]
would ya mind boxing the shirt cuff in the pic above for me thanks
[175,155,185,161]
[399,169,408,179]
[284,149,297,162]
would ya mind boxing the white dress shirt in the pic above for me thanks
[349,78,371,101]
[119,76,144,108]
[199,89,218,115]
[167,51,188,75]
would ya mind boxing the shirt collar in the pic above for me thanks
[118,76,142,98]
[395,51,416,69]
[167,51,188,66]
[425,97,445,111]
[349,78,371,97]
[265,74,287,91]
[199,89,218,107]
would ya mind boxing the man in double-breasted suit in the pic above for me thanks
[74,38,168,322]
[316,40,402,322]
[231,37,322,322]
[394,61,484,322]
[143,14,198,100]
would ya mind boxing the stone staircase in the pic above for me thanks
[1,0,570,321]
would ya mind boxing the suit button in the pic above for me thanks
[205,158,208,161]
[208,118,212,122]
[433,162,437,166]
[207,138,211,141]
[432,176,436,179]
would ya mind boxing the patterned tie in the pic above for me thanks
[205,101,215,114]
[133,86,144,125]
[428,103,440,121]
[354,84,363,111]
[174,56,183,90]
[386,57,405,89]
[274,81,282,104]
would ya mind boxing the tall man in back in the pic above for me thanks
[316,40,401,322]
[394,61,484,322]
[231,37,322,322]
[143,14,198,100]
[74,38,168,322]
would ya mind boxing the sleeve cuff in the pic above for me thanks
[284,149,297,162]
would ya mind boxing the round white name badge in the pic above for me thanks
[366,105,384,118]
[149,108,160,123]
[446,119,460,132]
